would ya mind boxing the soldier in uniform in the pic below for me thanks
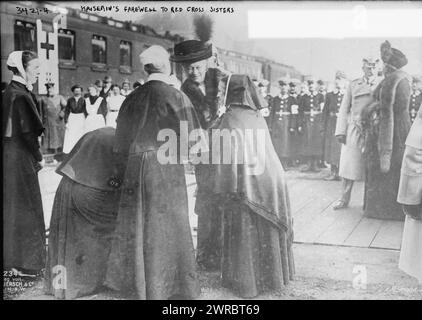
[269,78,296,167]
[288,81,301,166]
[299,78,325,172]
[333,57,381,210]
[322,71,347,180]
[409,75,421,123]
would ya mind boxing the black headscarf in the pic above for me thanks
[56,127,121,191]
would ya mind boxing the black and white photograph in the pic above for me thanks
[1,0,422,303]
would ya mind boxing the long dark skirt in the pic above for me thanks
[195,163,223,270]
[364,134,405,221]
[221,199,295,298]
[3,139,45,271]
[44,177,119,299]
[105,151,200,300]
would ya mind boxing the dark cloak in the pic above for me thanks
[3,80,46,272]
[211,74,295,297]
[44,127,121,299]
[105,80,201,300]
[363,70,412,220]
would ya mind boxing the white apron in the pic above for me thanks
[63,113,86,153]
[399,216,422,284]
[84,97,105,133]
[106,95,125,128]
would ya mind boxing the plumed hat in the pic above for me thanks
[380,40,408,69]
[170,15,214,64]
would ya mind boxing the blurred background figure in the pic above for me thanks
[333,57,380,210]
[269,77,296,168]
[299,77,325,172]
[84,84,106,133]
[40,82,67,164]
[106,84,125,128]
[322,71,347,181]
[93,79,103,98]
[409,75,421,123]
[257,79,272,125]
[63,85,87,154]
[100,75,113,98]
[317,79,327,96]
[121,79,132,97]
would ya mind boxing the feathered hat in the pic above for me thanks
[170,15,214,63]
[380,40,408,69]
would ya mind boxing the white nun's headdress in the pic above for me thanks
[139,45,171,74]
[7,51,32,91]
[7,51,26,79]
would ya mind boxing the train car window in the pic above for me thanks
[14,20,36,52]
[92,35,107,65]
[120,40,132,73]
[58,29,75,64]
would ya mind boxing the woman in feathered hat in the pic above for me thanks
[363,41,413,220]
[171,15,229,271]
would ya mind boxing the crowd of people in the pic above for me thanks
[2,36,421,300]
[36,76,145,164]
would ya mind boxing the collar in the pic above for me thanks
[147,73,180,89]
[279,93,289,99]
[12,75,32,91]
[412,90,421,96]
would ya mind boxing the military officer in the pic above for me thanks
[299,77,325,172]
[322,71,348,180]
[269,78,296,167]
[333,57,381,210]
[409,76,421,123]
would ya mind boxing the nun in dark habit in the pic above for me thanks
[3,50,45,277]
[44,127,122,299]
[105,45,202,300]
[211,74,295,298]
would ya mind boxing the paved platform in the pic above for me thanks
[38,165,404,251]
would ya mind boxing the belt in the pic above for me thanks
[277,112,291,115]
[110,110,119,112]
